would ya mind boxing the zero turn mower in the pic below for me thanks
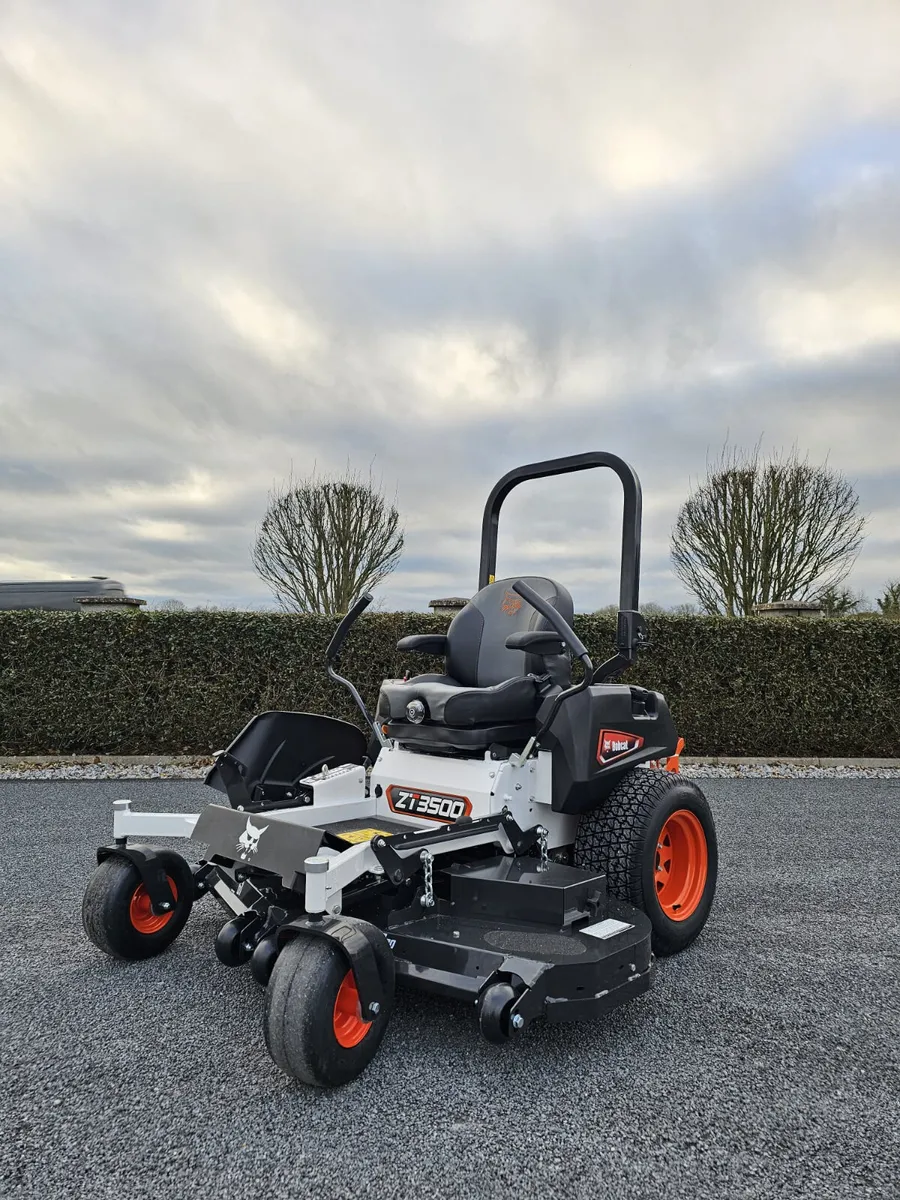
[82,451,717,1087]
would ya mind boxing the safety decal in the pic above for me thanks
[335,827,396,845]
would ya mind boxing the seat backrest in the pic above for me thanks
[445,576,574,688]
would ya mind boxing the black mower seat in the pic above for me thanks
[379,671,542,728]
[378,576,573,734]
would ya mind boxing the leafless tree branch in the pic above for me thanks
[671,444,867,616]
[251,466,405,614]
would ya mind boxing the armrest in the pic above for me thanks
[505,630,566,656]
[396,634,449,656]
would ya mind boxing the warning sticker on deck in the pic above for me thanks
[580,918,634,940]
[335,827,394,845]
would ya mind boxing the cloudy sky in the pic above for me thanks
[2,0,899,611]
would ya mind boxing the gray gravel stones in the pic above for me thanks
[2,777,898,1200]
[679,762,900,780]
[0,761,211,781]
[2,759,899,781]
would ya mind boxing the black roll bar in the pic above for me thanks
[478,451,643,612]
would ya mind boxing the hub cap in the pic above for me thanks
[655,809,708,921]
[333,970,372,1048]
[129,877,177,934]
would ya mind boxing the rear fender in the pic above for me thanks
[544,684,678,813]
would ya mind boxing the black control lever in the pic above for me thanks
[510,580,594,758]
[326,593,373,663]
[593,609,650,682]
[325,594,386,747]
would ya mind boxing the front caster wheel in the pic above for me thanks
[476,981,521,1044]
[82,850,194,960]
[215,913,262,967]
[264,935,394,1087]
[250,931,280,985]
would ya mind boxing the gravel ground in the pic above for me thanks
[2,761,899,781]
[679,764,900,780]
[2,778,898,1200]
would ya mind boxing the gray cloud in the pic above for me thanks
[1,0,899,611]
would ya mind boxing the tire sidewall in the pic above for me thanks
[639,778,718,954]
[83,849,194,960]
[265,930,394,1087]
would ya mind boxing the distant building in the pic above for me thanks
[428,596,469,616]
[753,600,823,619]
[0,578,143,612]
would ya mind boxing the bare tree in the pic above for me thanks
[876,580,900,618]
[816,585,866,616]
[252,467,404,614]
[671,445,867,617]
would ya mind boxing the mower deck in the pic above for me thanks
[388,907,652,1013]
[377,855,654,1029]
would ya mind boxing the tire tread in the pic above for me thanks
[574,769,716,955]
[264,931,395,1087]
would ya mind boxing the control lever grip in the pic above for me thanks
[511,580,590,664]
[325,593,373,663]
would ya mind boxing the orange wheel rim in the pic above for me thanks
[129,877,177,934]
[333,969,372,1048]
[655,809,708,922]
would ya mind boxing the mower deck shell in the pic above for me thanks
[446,856,607,926]
[367,853,653,1027]
[382,898,652,1024]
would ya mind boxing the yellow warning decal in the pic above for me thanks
[335,827,394,845]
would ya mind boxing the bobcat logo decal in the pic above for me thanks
[501,589,522,615]
[236,816,269,860]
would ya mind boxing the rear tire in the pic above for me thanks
[264,932,395,1087]
[575,770,717,956]
[82,851,194,960]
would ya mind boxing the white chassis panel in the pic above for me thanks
[370,744,576,849]
[113,799,199,840]
[108,743,578,918]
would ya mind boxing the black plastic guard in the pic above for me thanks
[96,843,182,915]
[205,711,367,810]
[276,914,391,1013]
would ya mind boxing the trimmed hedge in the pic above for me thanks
[0,611,898,757]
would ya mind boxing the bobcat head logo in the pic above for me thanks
[501,589,522,615]
[236,816,268,860]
